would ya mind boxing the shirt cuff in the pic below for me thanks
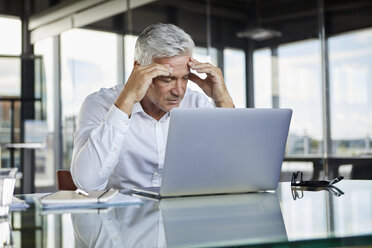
[104,105,130,134]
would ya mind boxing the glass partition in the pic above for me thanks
[278,40,322,156]
[254,40,322,156]
[124,34,138,83]
[34,38,56,189]
[329,28,372,156]
[224,48,246,108]
[254,48,272,108]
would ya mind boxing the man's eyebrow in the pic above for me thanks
[157,75,173,79]
[155,75,174,81]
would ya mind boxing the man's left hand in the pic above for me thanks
[188,58,234,108]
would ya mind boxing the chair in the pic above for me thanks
[56,170,77,190]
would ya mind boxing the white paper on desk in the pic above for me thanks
[106,193,143,205]
[10,196,30,210]
[40,206,116,215]
[39,193,143,210]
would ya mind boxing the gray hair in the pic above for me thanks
[134,23,195,66]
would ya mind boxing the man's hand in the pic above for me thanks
[188,58,234,108]
[115,63,173,116]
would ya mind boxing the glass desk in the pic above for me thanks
[3,180,372,248]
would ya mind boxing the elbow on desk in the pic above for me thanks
[70,162,108,191]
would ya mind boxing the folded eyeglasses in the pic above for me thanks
[291,171,343,187]
[291,171,344,200]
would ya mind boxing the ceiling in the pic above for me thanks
[1,0,372,50]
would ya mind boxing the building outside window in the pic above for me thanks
[329,27,372,156]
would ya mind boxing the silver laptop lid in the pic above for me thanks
[160,108,292,197]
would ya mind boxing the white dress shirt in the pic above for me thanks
[70,84,213,190]
[72,202,164,248]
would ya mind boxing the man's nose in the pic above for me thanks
[171,80,184,96]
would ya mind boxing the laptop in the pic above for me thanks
[133,108,292,198]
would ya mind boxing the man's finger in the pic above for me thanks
[188,73,204,86]
[188,60,210,70]
[189,61,219,76]
[141,64,173,80]
[144,63,173,73]
[189,58,202,65]
[194,66,218,77]
[147,67,172,79]
[189,61,213,68]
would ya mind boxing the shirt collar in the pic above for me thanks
[132,87,192,119]
[131,102,144,115]
[131,102,170,121]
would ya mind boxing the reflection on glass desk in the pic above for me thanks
[71,193,286,247]
[6,180,372,248]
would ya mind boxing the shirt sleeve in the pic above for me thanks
[70,96,130,190]
[196,91,215,108]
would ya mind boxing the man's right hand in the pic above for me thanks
[115,63,173,116]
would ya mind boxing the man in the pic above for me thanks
[71,23,234,191]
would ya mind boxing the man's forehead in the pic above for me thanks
[154,55,190,66]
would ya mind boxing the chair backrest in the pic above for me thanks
[56,170,77,190]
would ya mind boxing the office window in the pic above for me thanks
[329,28,372,156]
[0,16,21,97]
[254,41,322,180]
[224,48,246,108]
[278,40,322,156]
[124,35,138,83]
[0,16,22,169]
[254,40,322,156]
[60,29,119,168]
[0,57,21,97]
[0,57,21,145]
[0,101,21,144]
[254,48,272,108]
[0,16,21,55]
[34,38,54,130]
[34,38,55,188]
[0,16,22,95]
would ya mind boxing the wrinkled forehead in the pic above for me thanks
[154,55,190,75]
